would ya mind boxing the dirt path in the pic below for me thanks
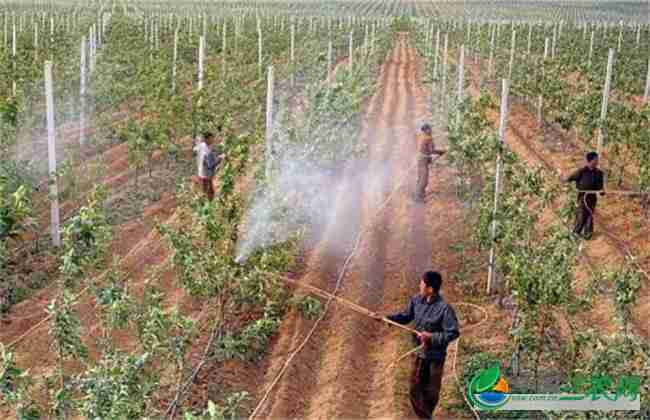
[256,33,476,420]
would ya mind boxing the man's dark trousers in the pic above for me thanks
[574,194,596,239]
[410,356,445,419]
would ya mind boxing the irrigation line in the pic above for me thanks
[0,309,48,322]
[248,156,425,419]
[383,344,423,373]
[465,57,650,287]
[476,83,650,335]
[576,189,650,195]
[248,222,360,419]
[4,230,156,349]
[275,273,488,420]
[522,127,650,282]
[166,302,223,419]
[451,337,480,420]
[450,301,491,420]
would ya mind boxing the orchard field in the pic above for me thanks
[0,0,649,419]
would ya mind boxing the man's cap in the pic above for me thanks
[586,151,598,161]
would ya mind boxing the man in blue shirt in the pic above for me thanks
[378,271,460,419]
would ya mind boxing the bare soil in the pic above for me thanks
[252,33,497,420]
[2,35,525,420]
[464,56,650,340]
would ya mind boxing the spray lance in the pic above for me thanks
[270,273,421,333]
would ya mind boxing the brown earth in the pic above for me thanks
[463,55,650,340]
[2,34,507,420]
[0,126,205,414]
[252,33,495,420]
[0,128,192,326]
[0,148,180,347]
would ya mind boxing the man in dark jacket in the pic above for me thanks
[565,152,605,240]
[377,271,460,419]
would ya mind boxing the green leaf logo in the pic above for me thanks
[468,364,511,411]
[474,365,501,393]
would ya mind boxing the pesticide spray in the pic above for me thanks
[234,72,420,263]
[234,72,393,263]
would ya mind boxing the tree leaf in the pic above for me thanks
[207,400,217,417]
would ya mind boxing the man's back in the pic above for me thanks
[569,166,604,193]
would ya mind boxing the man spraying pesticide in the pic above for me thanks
[564,151,605,240]
[261,270,465,420]
[375,271,460,419]
[415,124,446,203]
[193,130,225,201]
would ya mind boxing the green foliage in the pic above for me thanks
[59,186,112,285]
[1,344,31,405]
[564,331,650,417]
[0,161,36,200]
[506,227,577,308]
[46,289,85,416]
[602,262,643,331]
[0,160,34,240]
[135,288,196,360]
[274,58,375,171]
[291,295,323,320]
[94,268,136,332]
[77,351,156,419]
[0,184,31,241]
[0,162,38,313]
[47,291,88,362]
[446,96,502,202]
[183,392,250,420]
[216,129,251,201]
[0,96,19,153]
[0,96,18,127]
[215,314,280,362]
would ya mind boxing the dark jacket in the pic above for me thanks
[387,294,460,362]
[567,166,604,204]
[567,166,604,192]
